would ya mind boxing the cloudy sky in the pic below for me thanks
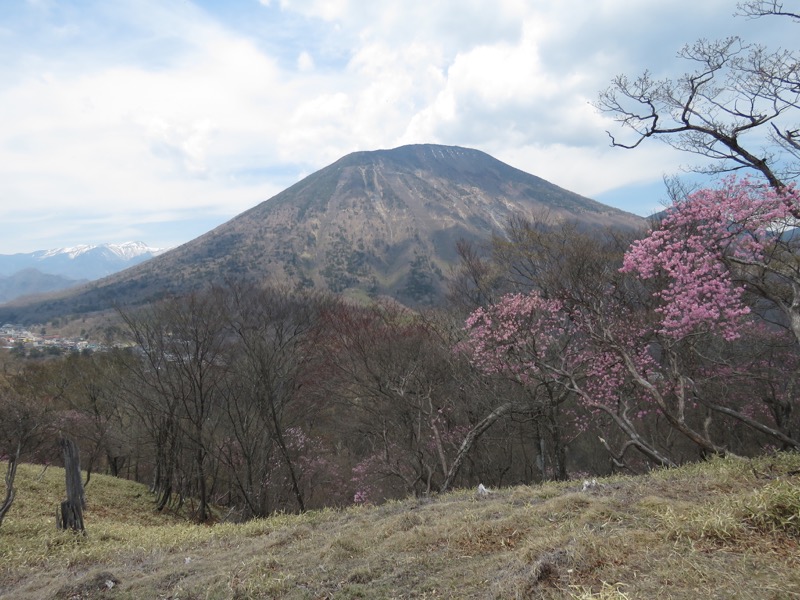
[0,0,794,254]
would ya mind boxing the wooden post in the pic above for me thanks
[56,437,86,534]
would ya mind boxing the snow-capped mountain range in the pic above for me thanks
[36,241,164,262]
[0,242,168,305]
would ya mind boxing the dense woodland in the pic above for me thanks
[1,1,799,524]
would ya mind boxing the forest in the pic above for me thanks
[1,1,799,526]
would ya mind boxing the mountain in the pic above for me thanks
[0,242,166,306]
[0,242,167,280]
[0,144,645,324]
[0,268,88,305]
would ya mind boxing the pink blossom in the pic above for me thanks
[622,178,799,340]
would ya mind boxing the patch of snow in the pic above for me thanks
[39,245,93,259]
[106,241,167,260]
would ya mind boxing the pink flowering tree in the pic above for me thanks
[623,178,800,342]
[457,203,800,475]
[458,223,685,471]
[464,210,800,472]
[622,178,800,449]
[463,288,687,471]
[443,292,578,487]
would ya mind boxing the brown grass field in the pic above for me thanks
[1,453,799,599]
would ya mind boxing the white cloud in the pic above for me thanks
[0,2,291,239]
[0,0,795,253]
[279,0,351,22]
[297,50,315,71]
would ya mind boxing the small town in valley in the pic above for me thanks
[0,323,109,356]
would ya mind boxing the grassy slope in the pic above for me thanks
[1,454,799,600]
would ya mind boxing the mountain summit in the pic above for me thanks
[0,144,643,323]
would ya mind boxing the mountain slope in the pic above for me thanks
[0,144,644,323]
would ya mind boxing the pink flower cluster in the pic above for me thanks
[622,178,799,340]
[464,292,566,380]
[464,291,660,411]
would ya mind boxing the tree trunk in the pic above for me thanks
[0,442,21,528]
[56,437,86,534]
[440,402,518,492]
[196,447,209,522]
[274,427,305,512]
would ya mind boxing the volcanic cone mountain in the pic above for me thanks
[0,144,644,323]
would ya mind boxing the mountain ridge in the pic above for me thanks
[0,241,167,278]
[35,241,167,261]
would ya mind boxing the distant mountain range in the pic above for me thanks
[0,242,166,305]
[0,144,645,324]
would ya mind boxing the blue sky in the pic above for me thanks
[0,0,794,253]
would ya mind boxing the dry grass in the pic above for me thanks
[1,453,799,599]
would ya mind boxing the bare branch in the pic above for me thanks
[736,1,800,21]
[596,29,799,188]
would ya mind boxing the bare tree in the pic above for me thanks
[320,301,463,498]
[0,365,58,528]
[223,283,328,514]
[447,239,504,312]
[119,289,231,522]
[60,352,130,482]
[596,8,799,188]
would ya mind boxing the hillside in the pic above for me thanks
[0,269,86,304]
[0,144,644,324]
[1,454,798,599]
